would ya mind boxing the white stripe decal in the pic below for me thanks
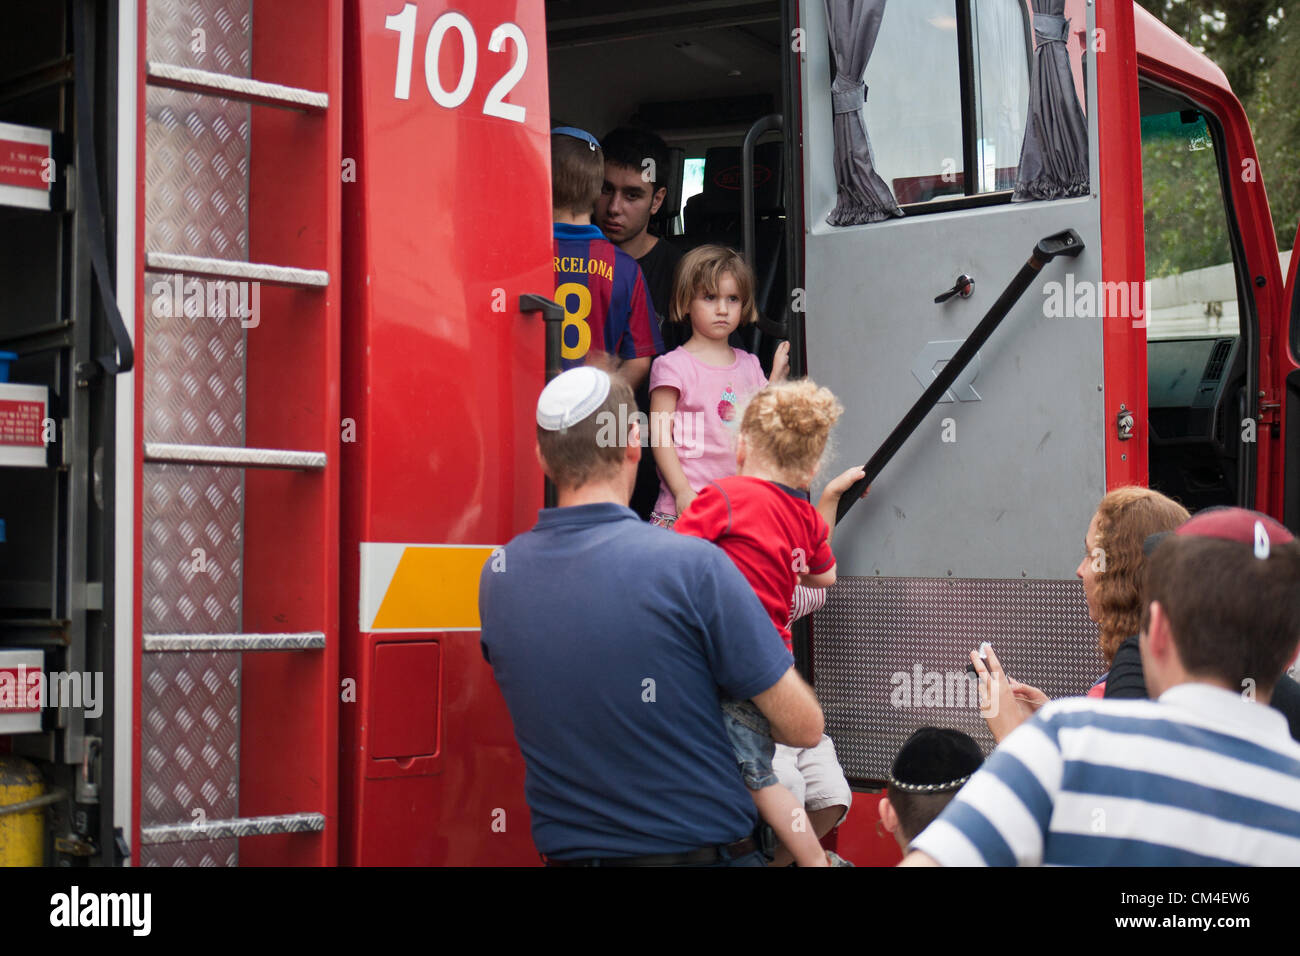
[358,543,404,631]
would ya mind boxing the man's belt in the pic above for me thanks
[543,836,758,867]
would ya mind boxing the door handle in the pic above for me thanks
[519,294,564,509]
[934,274,975,304]
[519,294,564,382]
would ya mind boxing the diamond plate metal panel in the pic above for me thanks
[144,632,326,652]
[143,842,239,868]
[142,85,249,447]
[146,62,329,110]
[142,812,326,845]
[142,465,243,635]
[147,0,252,76]
[144,443,325,469]
[813,576,1105,782]
[141,0,252,868]
[139,650,239,824]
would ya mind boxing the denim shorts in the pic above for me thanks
[720,697,779,790]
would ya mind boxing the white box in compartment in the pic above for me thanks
[0,383,49,467]
[0,121,54,210]
[0,649,43,734]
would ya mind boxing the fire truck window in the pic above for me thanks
[970,0,1031,194]
[1141,111,1241,340]
[1142,106,1247,513]
[868,0,1030,205]
[679,157,705,232]
[866,0,964,204]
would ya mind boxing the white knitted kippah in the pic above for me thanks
[536,366,611,431]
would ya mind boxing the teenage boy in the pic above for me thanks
[551,126,661,389]
[597,126,681,517]
[596,126,683,338]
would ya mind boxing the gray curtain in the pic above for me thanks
[1013,0,1089,201]
[825,0,904,225]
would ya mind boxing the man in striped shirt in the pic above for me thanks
[903,506,1300,866]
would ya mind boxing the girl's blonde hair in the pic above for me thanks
[668,244,758,327]
[740,380,843,479]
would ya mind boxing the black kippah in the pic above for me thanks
[889,727,985,794]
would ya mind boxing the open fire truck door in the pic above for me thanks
[796,0,1128,784]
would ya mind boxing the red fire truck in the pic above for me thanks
[0,0,1294,866]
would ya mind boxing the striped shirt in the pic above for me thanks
[789,584,827,626]
[910,683,1300,866]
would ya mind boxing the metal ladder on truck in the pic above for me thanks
[134,0,340,866]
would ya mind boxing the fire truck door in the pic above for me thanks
[339,0,550,866]
[796,0,1111,782]
[1284,222,1300,533]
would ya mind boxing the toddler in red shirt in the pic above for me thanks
[676,379,863,866]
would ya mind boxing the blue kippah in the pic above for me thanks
[551,126,600,150]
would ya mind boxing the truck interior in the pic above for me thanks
[1139,81,1258,513]
[0,0,123,864]
[546,0,791,368]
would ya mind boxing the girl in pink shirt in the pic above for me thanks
[648,245,789,527]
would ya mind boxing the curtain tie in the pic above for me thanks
[1032,13,1069,47]
[831,79,866,115]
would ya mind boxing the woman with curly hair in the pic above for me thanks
[976,486,1189,741]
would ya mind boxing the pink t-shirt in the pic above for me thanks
[648,346,767,517]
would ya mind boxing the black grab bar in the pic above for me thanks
[742,113,783,271]
[836,229,1086,523]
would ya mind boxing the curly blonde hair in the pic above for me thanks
[1092,486,1190,662]
[740,380,843,481]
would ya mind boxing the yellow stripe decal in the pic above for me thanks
[369,545,496,630]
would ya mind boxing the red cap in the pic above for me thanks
[1173,506,1293,557]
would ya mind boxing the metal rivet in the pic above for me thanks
[1121,454,1127,461]
[1097,384,1103,391]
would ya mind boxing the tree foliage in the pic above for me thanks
[1138,1,1298,256]
[1141,113,1233,277]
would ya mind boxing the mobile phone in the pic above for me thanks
[965,641,992,674]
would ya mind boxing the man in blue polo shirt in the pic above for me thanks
[902,507,1300,867]
[479,367,823,866]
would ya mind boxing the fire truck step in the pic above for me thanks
[146,62,328,112]
[140,812,326,846]
[145,252,330,288]
[143,632,326,652]
[143,442,326,470]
